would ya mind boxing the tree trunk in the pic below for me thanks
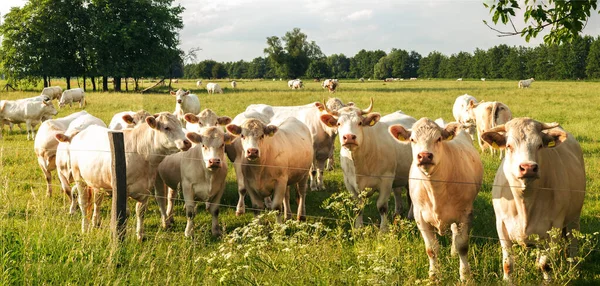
[103,76,108,92]
[114,78,122,92]
[43,76,48,87]
[134,78,139,91]
[125,78,129,91]
[83,75,87,91]
[66,76,71,90]
[91,76,97,91]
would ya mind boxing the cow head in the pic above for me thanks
[481,118,566,186]
[320,98,378,151]
[170,88,190,104]
[122,110,152,128]
[186,126,234,170]
[146,112,191,152]
[42,100,59,116]
[389,118,461,176]
[184,109,232,128]
[226,118,277,161]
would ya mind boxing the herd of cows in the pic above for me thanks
[0,81,587,281]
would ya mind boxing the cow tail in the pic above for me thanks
[491,102,499,128]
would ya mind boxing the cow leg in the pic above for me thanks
[376,187,392,232]
[26,119,33,140]
[166,187,176,226]
[37,156,54,197]
[351,190,364,229]
[497,221,514,282]
[246,189,266,217]
[283,186,292,221]
[316,159,326,190]
[57,169,74,213]
[76,181,92,233]
[236,188,247,216]
[392,187,404,219]
[296,178,308,221]
[537,251,551,281]
[206,191,224,237]
[309,164,318,191]
[325,149,335,171]
[418,221,439,280]
[451,222,471,281]
[270,182,287,223]
[153,175,170,229]
[68,184,78,215]
[135,197,149,241]
[92,190,105,228]
[182,182,196,237]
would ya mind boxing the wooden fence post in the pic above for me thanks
[109,131,127,242]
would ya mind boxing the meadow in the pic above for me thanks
[1,78,599,285]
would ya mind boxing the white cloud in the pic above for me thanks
[346,9,373,21]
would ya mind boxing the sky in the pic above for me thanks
[2,0,600,62]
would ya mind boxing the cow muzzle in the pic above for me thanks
[179,140,192,151]
[177,99,183,104]
[246,148,259,161]
[518,162,539,179]
[341,134,357,148]
[207,158,222,169]
[417,152,434,166]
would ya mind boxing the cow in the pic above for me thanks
[322,79,331,89]
[59,88,86,108]
[481,118,586,281]
[34,111,89,197]
[226,117,314,222]
[41,86,63,100]
[359,78,365,83]
[518,78,535,88]
[292,79,303,89]
[388,118,483,281]
[2,95,52,132]
[288,79,297,88]
[231,81,237,89]
[173,79,179,83]
[481,78,486,81]
[108,110,152,130]
[54,113,107,214]
[320,98,416,231]
[196,80,202,87]
[66,112,191,240]
[171,89,201,126]
[206,82,223,94]
[326,80,338,93]
[456,78,463,81]
[0,99,58,140]
[452,94,478,140]
[467,101,512,157]
[155,110,231,229]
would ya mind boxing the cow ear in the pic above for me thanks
[441,123,461,141]
[226,124,242,135]
[55,134,71,143]
[363,113,381,127]
[541,129,567,148]
[224,133,236,145]
[218,116,232,125]
[347,102,355,107]
[389,124,411,142]
[184,113,199,124]
[265,125,278,137]
[146,116,158,129]
[122,114,135,124]
[186,132,202,143]
[481,131,506,149]
[170,91,177,96]
[184,90,190,96]
[320,114,338,127]
[314,102,324,111]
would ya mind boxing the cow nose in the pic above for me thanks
[177,99,182,104]
[417,152,433,164]
[208,158,221,168]
[247,148,259,158]
[519,163,538,178]
[342,134,357,144]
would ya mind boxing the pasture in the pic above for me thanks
[1,79,599,284]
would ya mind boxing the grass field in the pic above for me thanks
[1,79,599,284]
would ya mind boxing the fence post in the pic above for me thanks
[109,131,127,242]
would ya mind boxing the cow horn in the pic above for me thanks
[541,122,560,130]
[486,125,506,133]
[323,99,338,116]
[361,97,374,114]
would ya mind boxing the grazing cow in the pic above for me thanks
[410,77,417,80]
[108,110,152,130]
[59,88,86,108]
[320,99,416,230]
[468,101,512,156]
[292,79,303,89]
[0,99,58,140]
[288,79,296,88]
[155,110,231,228]
[384,78,394,82]
[389,118,483,281]
[173,79,179,83]
[196,80,202,87]
[518,78,535,88]
[171,89,201,126]
[326,80,338,93]
[231,81,237,89]
[2,95,52,131]
[55,113,107,214]
[452,94,478,140]
[226,117,314,222]
[206,82,223,94]
[481,118,585,282]
[481,78,486,81]
[34,111,89,197]
[359,78,365,83]
[67,112,191,240]
[41,86,63,100]
[456,78,463,81]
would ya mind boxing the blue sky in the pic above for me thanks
[2,0,600,62]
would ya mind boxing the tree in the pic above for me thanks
[470,48,489,79]
[418,51,444,78]
[327,54,350,78]
[484,0,600,45]
[305,59,329,79]
[586,37,600,78]
[263,28,323,78]
[349,49,386,79]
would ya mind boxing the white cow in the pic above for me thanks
[456,78,463,81]
[481,118,585,281]
[108,110,152,130]
[196,80,202,87]
[41,86,63,100]
[359,78,365,83]
[467,101,512,156]
[292,79,303,89]
[389,118,483,281]
[518,77,535,88]
[206,83,223,94]
[320,98,416,230]
[452,94,478,140]
[54,113,107,214]
[322,79,332,88]
[481,78,486,81]
[184,108,232,133]
[288,79,296,88]
[34,111,89,197]
[0,99,58,140]
[66,112,191,240]
[59,88,86,108]
[226,117,313,222]
[231,80,237,89]
[171,89,201,126]
[2,95,52,131]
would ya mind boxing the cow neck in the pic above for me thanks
[122,123,164,166]
[508,175,544,238]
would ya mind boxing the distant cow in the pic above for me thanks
[518,78,535,88]
[292,79,303,89]
[171,89,201,126]
[0,99,58,140]
[481,118,585,282]
[452,94,478,140]
[326,80,338,93]
[231,81,237,89]
[456,78,463,81]
[173,79,179,83]
[226,117,314,222]
[196,80,202,87]
[59,88,86,108]
[41,86,63,100]
[481,78,486,81]
[108,110,152,130]
[359,78,365,83]
[206,82,223,94]
[320,98,415,230]
[389,118,483,281]
[468,101,512,156]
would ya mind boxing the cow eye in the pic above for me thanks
[358,121,362,126]
[164,127,170,131]
[198,122,203,126]
[241,135,245,139]
[538,144,543,150]
[337,122,341,126]
[260,135,265,139]
[436,137,442,143]
[221,144,225,148]
[410,138,415,143]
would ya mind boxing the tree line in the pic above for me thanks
[0,0,184,91]
[185,30,600,81]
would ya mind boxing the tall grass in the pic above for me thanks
[1,79,599,284]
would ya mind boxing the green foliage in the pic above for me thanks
[264,28,323,79]
[586,37,600,78]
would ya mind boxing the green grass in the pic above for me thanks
[1,79,599,284]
